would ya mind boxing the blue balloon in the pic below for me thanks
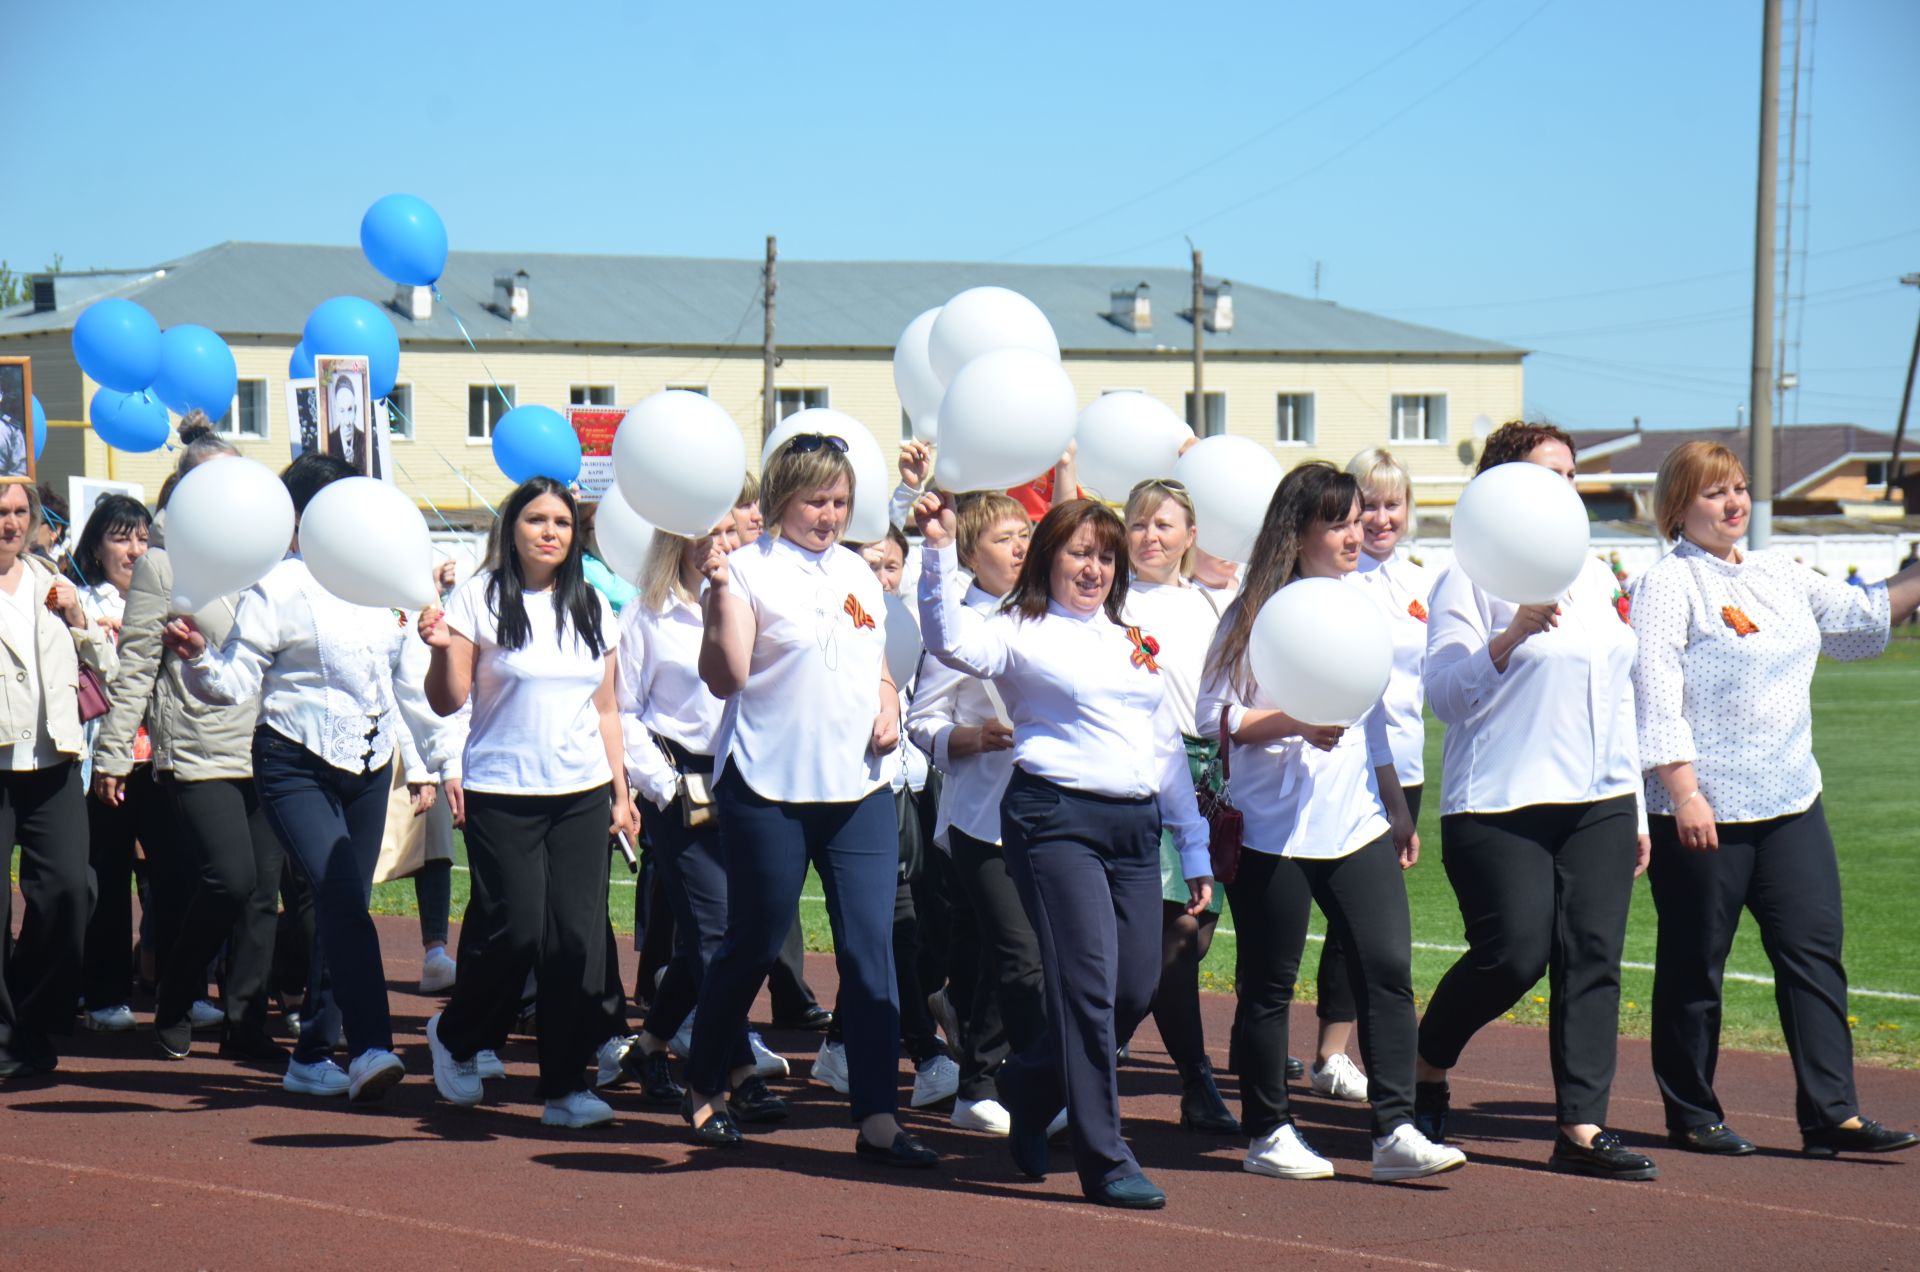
[89,388,172,452]
[490,405,582,484]
[151,324,239,418]
[302,296,400,399]
[360,194,449,287]
[31,396,46,461]
[72,298,162,393]
[289,341,314,379]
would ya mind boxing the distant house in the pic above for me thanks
[1570,424,1907,520]
[3,242,1523,516]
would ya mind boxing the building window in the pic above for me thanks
[219,379,268,439]
[386,384,414,439]
[1390,393,1447,442]
[1276,393,1315,444]
[569,384,616,406]
[1865,460,1889,487]
[468,384,516,439]
[667,385,709,396]
[775,387,828,420]
[1183,390,1226,438]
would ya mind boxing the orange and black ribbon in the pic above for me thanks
[1125,625,1161,672]
[1721,604,1759,636]
[1408,599,1428,623]
[844,594,876,630]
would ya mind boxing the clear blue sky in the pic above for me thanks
[12,0,1918,433]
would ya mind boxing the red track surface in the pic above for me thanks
[3,911,1914,1270]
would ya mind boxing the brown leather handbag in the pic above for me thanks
[1195,704,1242,886]
[77,662,112,723]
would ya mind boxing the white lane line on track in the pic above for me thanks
[0,1155,718,1271]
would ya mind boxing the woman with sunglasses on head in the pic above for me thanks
[916,490,1212,1211]
[688,433,930,1165]
[1414,422,1655,1181]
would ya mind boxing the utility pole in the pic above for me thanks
[1748,0,1782,549]
[1189,241,1206,436]
[1886,272,1920,503]
[761,235,778,452]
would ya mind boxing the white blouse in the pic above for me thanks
[1425,555,1645,826]
[1120,578,1221,740]
[618,588,725,811]
[1630,540,1890,823]
[712,535,890,805]
[918,543,1210,880]
[907,582,1016,849]
[1352,548,1436,786]
[185,556,430,781]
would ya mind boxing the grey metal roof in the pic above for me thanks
[1,240,1522,358]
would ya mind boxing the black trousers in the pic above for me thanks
[81,766,168,1010]
[950,828,1047,1103]
[999,769,1161,1193]
[1315,785,1420,1027]
[1228,833,1416,1138]
[157,775,286,1039]
[639,789,750,1071]
[767,914,820,1022]
[0,762,90,1053]
[1418,796,1637,1126]
[1649,797,1856,1134]
[440,785,612,1099]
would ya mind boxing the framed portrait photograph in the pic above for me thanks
[313,355,380,479]
[286,377,319,459]
[0,356,35,484]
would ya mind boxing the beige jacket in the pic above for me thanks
[0,554,116,760]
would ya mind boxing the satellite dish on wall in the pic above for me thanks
[1471,413,1494,441]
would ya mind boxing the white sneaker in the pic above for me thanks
[419,948,457,994]
[542,1089,615,1129]
[668,1013,694,1059]
[474,1049,507,1080]
[812,1039,850,1094]
[189,999,224,1030]
[1245,1123,1335,1180]
[927,988,961,1049]
[749,1032,790,1079]
[1310,1053,1370,1103]
[283,1056,351,1097]
[347,1048,405,1101]
[910,1054,960,1108]
[1046,1107,1069,1138]
[84,1004,136,1032]
[427,1013,483,1106]
[952,1097,1012,1136]
[1372,1123,1468,1183]
[596,1034,637,1089]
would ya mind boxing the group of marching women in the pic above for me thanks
[4,415,1917,1211]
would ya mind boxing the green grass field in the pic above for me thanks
[362,635,1920,1064]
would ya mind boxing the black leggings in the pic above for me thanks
[1315,784,1422,1027]
[950,829,1046,1103]
[81,766,170,1010]
[158,775,286,1038]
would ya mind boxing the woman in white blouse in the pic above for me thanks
[690,435,930,1166]
[1634,440,1920,1159]
[1118,478,1236,1136]
[166,453,438,1103]
[0,481,118,1081]
[917,491,1211,1211]
[1415,422,1655,1181]
[1198,461,1460,1185]
[420,477,638,1130]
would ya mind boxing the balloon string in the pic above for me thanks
[432,287,515,416]
[384,397,499,518]
[36,506,97,591]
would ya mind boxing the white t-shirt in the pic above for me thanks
[444,572,618,796]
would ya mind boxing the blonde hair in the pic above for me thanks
[1123,478,1199,578]
[759,437,856,543]
[1346,447,1412,505]
[955,492,1030,571]
[1654,441,1747,542]
[639,529,696,612]
[735,470,760,507]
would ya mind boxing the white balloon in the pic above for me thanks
[613,390,746,537]
[166,456,295,613]
[1172,436,1283,564]
[927,287,1061,386]
[761,407,890,544]
[1248,577,1393,727]
[298,477,435,610]
[882,592,922,689]
[593,485,656,585]
[1074,392,1191,500]
[934,348,1079,494]
[892,307,944,441]
[1451,461,1591,604]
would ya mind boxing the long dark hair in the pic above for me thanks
[1000,499,1129,626]
[486,477,606,657]
[1205,461,1359,696]
[73,494,153,587]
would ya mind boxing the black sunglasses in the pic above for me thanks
[787,433,850,455]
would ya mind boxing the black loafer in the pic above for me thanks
[1550,1130,1658,1180]
[1089,1173,1166,1210]
[773,1006,834,1031]
[218,1029,289,1065]
[621,1047,684,1104]
[1803,1118,1920,1158]
[854,1130,939,1168]
[1413,1082,1451,1144]
[1285,1055,1306,1081]
[728,1076,790,1124]
[155,1016,193,1061]
[1668,1122,1756,1155]
[680,1092,743,1147]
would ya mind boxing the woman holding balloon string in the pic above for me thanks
[1413,422,1655,1181]
[1196,461,1460,1184]
[165,453,439,1103]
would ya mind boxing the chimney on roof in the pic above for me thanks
[393,284,433,322]
[491,270,530,321]
[29,275,56,313]
[1204,280,1234,333]
[1109,282,1152,333]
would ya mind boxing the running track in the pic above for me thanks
[3,911,1913,1270]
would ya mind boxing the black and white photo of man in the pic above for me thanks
[0,361,31,480]
[313,355,378,478]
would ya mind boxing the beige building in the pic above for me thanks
[6,242,1524,521]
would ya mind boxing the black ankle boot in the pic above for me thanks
[1178,1058,1240,1134]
